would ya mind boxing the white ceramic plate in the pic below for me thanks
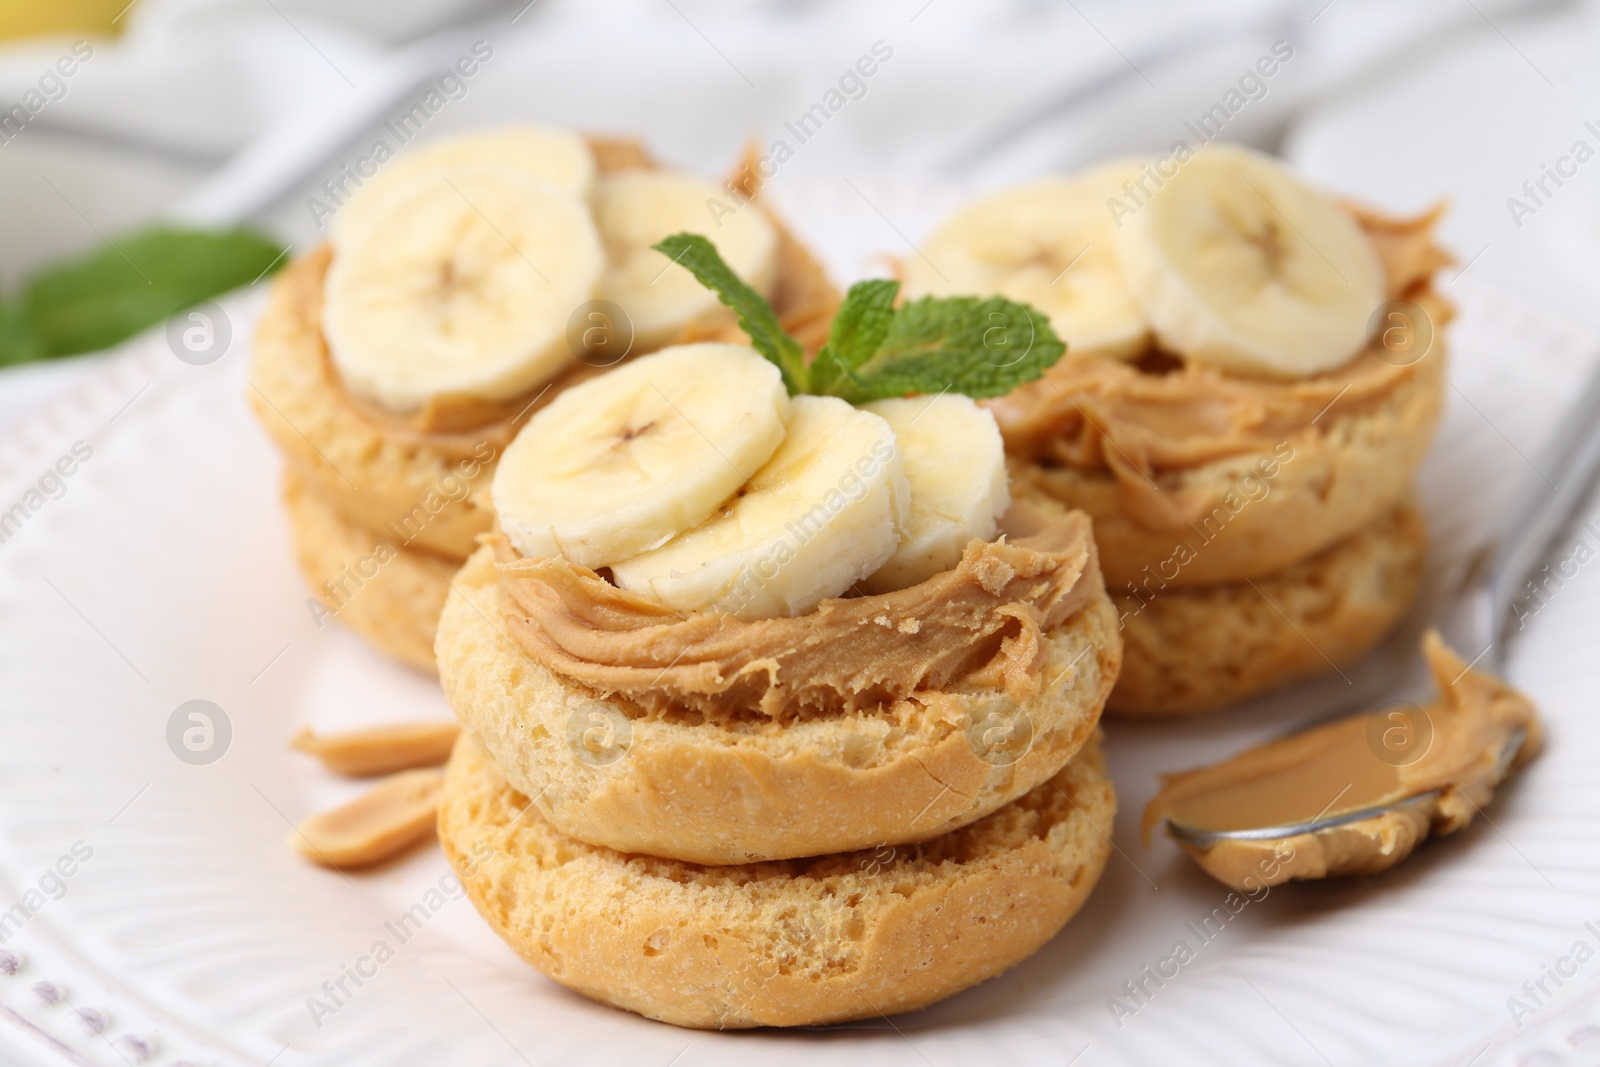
[3,183,1600,1067]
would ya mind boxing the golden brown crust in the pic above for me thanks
[493,503,1100,722]
[997,208,1449,587]
[1106,498,1427,716]
[282,471,457,672]
[438,728,1115,1029]
[436,543,1120,864]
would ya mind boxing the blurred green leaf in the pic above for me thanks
[1,226,286,364]
[0,301,45,367]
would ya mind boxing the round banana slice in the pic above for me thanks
[903,175,1149,361]
[323,166,604,413]
[334,126,596,244]
[859,394,1009,594]
[1114,145,1385,379]
[493,343,789,568]
[594,169,779,352]
[610,395,909,620]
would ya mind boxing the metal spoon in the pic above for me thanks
[1165,355,1600,848]
[1167,726,1528,849]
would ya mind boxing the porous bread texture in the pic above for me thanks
[436,544,1121,864]
[281,472,456,673]
[1107,497,1426,716]
[438,728,1115,1029]
[1009,300,1445,589]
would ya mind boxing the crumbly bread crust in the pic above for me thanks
[281,471,457,673]
[436,544,1121,864]
[438,728,1115,1029]
[1107,498,1426,716]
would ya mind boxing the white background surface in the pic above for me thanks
[3,2,1600,1065]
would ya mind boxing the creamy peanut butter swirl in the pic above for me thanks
[989,205,1454,523]
[491,502,1099,721]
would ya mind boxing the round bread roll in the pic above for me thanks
[436,543,1121,864]
[438,728,1115,1029]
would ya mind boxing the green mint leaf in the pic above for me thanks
[821,279,900,368]
[823,295,1065,404]
[21,226,286,359]
[650,233,806,393]
[652,233,1065,405]
[809,278,899,396]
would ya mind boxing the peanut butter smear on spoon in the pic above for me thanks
[1143,632,1540,890]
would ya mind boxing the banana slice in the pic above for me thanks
[859,394,1009,594]
[1113,145,1385,379]
[493,343,789,568]
[323,166,603,413]
[610,395,909,619]
[334,126,596,244]
[903,174,1149,360]
[594,169,779,352]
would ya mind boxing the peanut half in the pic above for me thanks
[291,721,460,777]
[289,769,444,869]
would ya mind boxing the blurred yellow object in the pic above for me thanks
[0,0,124,42]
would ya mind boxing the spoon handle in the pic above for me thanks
[1469,359,1600,668]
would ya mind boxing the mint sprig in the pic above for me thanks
[651,233,1065,400]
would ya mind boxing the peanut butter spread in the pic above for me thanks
[1142,632,1541,890]
[492,502,1100,721]
[989,205,1454,529]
